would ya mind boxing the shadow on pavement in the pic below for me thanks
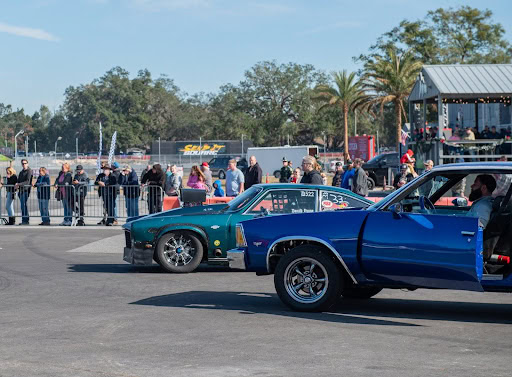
[129,290,420,327]
[130,290,512,325]
[67,263,235,274]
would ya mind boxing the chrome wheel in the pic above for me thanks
[284,257,329,304]
[163,235,195,267]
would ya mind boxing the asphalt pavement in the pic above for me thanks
[0,228,512,377]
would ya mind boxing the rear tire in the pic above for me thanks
[274,170,281,179]
[341,286,382,299]
[274,245,343,312]
[367,177,375,191]
[156,231,203,273]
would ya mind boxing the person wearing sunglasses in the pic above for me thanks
[15,159,33,225]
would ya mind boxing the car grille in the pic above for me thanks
[125,231,131,248]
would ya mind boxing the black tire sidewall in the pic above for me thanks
[274,246,343,312]
[156,231,203,273]
[218,170,226,179]
[367,177,375,190]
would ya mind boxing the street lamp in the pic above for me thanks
[14,130,25,163]
[54,136,62,162]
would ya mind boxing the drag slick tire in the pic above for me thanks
[341,286,382,299]
[274,245,343,312]
[156,231,203,273]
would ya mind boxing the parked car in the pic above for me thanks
[122,184,372,273]
[208,156,248,179]
[228,162,512,311]
[363,152,399,189]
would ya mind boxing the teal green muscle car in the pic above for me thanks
[122,184,372,273]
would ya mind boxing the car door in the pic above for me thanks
[360,211,483,291]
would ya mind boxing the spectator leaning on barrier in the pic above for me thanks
[352,158,369,197]
[300,156,323,185]
[34,167,51,225]
[226,159,244,197]
[244,155,262,190]
[73,165,89,226]
[121,165,140,220]
[95,165,118,226]
[4,167,17,225]
[201,162,213,195]
[16,159,33,225]
[141,163,165,214]
[55,163,74,226]
[332,162,344,187]
[341,160,354,190]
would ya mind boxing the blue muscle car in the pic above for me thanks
[228,163,512,311]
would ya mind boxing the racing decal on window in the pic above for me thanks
[321,191,349,211]
[301,190,315,197]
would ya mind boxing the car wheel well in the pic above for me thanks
[154,229,209,262]
[268,239,348,278]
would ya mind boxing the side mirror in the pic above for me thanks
[389,203,403,219]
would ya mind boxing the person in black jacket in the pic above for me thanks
[95,162,108,225]
[120,165,140,219]
[95,166,118,226]
[16,159,33,225]
[332,162,344,187]
[34,167,51,225]
[141,163,165,214]
[244,156,262,190]
[73,165,90,226]
[300,156,323,185]
[4,167,17,225]
[54,163,74,226]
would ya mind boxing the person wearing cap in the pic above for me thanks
[95,165,118,225]
[332,162,344,187]
[200,162,213,195]
[394,164,415,190]
[244,155,262,190]
[73,165,90,226]
[341,160,354,190]
[279,158,292,183]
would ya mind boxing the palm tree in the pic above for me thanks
[313,70,368,160]
[362,47,423,152]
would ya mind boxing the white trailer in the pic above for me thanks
[246,145,319,178]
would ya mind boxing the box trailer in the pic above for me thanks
[246,146,319,178]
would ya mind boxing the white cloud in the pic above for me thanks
[0,22,60,42]
[131,0,211,11]
[297,21,364,36]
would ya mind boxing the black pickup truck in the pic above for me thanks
[362,152,399,189]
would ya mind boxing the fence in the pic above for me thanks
[0,184,164,225]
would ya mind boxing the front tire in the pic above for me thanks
[274,245,343,312]
[156,231,203,273]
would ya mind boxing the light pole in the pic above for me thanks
[14,130,25,163]
[54,136,62,163]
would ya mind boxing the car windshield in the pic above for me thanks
[366,154,384,164]
[223,186,263,212]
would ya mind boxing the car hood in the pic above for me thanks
[122,203,229,230]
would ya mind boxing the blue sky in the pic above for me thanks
[2,0,512,114]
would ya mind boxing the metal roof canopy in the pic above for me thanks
[409,64,512,103]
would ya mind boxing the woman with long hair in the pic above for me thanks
[54,163,73,226]
[5,167,17,225]
[34,167,51,225]
[187,165,206,190]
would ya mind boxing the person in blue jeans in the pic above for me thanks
[15,159,33,225]
[4,167,17,225]
[54,163,74,226]
[120,165,140,220]
[34,167,51,225]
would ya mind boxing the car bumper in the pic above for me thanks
[123,246,153,265]
[226,248,247,270]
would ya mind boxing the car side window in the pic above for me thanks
[246,189,317,215]
[320,190,367,211]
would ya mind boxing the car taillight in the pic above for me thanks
[236,224,247,248]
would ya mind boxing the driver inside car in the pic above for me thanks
[466,174,497,228]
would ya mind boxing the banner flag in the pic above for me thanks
[108,131,117,166]
[96,122,103,174]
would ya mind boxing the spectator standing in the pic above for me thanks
[16,159,33,225]
[394,164,415,190]
[400,149,416,175]
[462,127,476,162]
[4,167,17,225]
[187,165,207,190]
[165,165,181,196]
[200,162,213,195]
[489,126,500,139]
[111,162,122,225]
[54,163,73,226]
[332,162,344,187]
[213,180,225,197]
[300,156,323,184]
[481,125,490,139]
[341,160,354,189]
[142,164,165,214]
[244,156,262,190]
[226,159,245,196]
[289,168,301,183]
[34,167,51,225]
[73,165,89,226]
[352,158,369,197]
[279,158,292,183]
[121,165,140,220]
[95,162,108,225]
[95,165,118,225]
